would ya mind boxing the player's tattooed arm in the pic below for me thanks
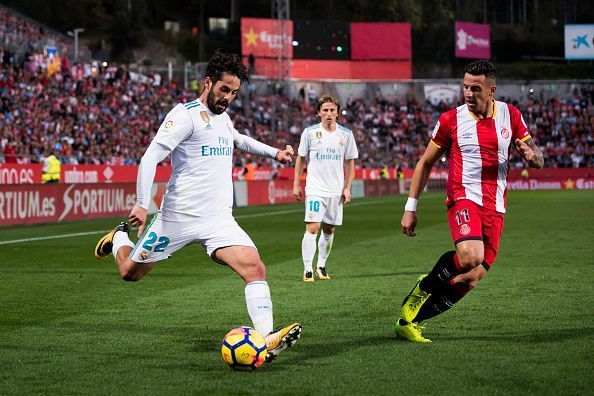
[515,138,544,169]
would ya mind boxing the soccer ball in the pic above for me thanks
[221,327,267,370]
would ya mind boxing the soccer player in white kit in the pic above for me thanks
[293,95,359,282]
[94,50,301,363]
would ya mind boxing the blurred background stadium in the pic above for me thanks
[0,0,592,224]
[0,1,593,394]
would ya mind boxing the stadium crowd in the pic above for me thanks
[1,56,592,170]
[0,6,592,170]
[0,6,72,62]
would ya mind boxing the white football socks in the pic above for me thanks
[316,232,334,268]
[301,231,318,273]
[245,281,273,337]
[112,230,134,260]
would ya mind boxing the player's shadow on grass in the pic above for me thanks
[439,327,594,343]
[190,334,400,372]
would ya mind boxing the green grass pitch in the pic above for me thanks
[0,190,592,395]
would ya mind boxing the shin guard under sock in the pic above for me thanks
[419,251,461,293]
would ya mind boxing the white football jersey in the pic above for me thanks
[137,99,277,221]
[298,123,358,197]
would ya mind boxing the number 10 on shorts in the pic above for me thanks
[308,200,320,212]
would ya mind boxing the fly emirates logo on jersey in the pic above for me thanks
[201,136,233,157]
[315,147,342,161]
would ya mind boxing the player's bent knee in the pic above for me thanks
[119,259,150,282]
[305,223,321,234]
[241,261,266,283]
[457,252,484,270]
[322,224,335,234]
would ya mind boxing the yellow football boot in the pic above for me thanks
[315,267,331,280]
[303,271,315,283]
[401,274,431,322]
[265,323,302,362]
[395,320,432,343]
[94,222,129,259]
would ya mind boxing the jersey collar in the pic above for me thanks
[468,100,497,121]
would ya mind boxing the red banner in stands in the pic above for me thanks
[61,165,171,183]
[290,59,412,80]
[241,18,293,58]
[0,163,42,184]
[350,23,411,60]
[0,183,136,227]
[246,180,299,205]
[364,180,401,196]
[507,178,594,191]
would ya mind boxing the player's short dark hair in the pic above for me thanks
[465,60,496,81]
[317,94,341,113]
[205,49,249,85]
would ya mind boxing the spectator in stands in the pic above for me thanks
[41,147,61,183]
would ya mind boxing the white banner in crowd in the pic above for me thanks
[423,84,460,106]
[565,24,594,60]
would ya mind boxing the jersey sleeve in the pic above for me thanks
[509,104,531,141]
[135,104,193,209]
[430,113,452,149]
[297,129,310,157]
[151,104,194,151]
[344,131,358,160]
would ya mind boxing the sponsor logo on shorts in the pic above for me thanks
[500,128,509,139]
[460,224,471,236]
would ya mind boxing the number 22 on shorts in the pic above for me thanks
[142,232,170,252]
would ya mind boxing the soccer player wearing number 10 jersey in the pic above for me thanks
[396,60,544,342]
[293,95,359,282]
[94,50,301,362]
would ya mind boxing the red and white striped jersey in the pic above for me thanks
[431,100,531,213]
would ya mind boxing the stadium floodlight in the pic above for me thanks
[67,28,85,62]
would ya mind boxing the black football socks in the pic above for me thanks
[419,250,460,293]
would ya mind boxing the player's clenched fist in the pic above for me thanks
[401,211,417,237]
[276,145,294,164]
[128,205,148,237]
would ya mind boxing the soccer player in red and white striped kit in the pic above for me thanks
[396,60,544,342]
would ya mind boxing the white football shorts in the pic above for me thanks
[304,195,343,225]
[130,213,256,264]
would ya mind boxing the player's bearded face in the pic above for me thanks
[207,89,229,115]
[463,73,495,115]
[206,73,241,115]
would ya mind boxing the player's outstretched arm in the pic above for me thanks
[515,138,544,169]
[293,155,305,201]
[401,143,445,237]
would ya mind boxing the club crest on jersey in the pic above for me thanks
[460,224,471,236]
[164,119,174,129]
[339,137,345,146]
[200,111,210,124]
[500,128,510,139]
[315,131,322,139]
